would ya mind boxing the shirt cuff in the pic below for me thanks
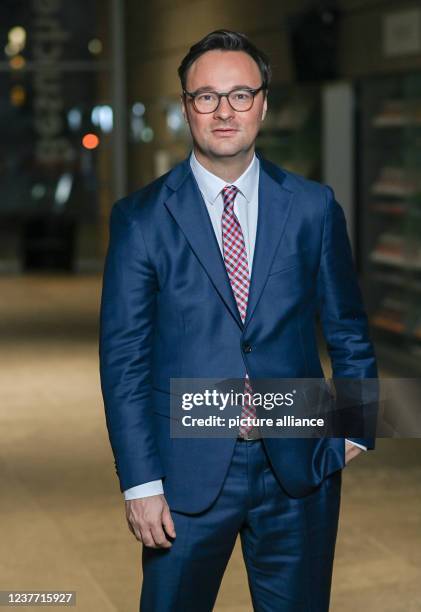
[123,479,164,500]
[345,439,367,451]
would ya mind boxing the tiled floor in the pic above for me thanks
[0,274,420,611]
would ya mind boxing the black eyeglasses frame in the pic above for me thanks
[182,84,267,113]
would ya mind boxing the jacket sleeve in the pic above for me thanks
[316,185,378,450]
[99,200,164,491]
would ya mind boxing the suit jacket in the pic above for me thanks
[99,153,378,514]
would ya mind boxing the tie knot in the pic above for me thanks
[222,185,239,209]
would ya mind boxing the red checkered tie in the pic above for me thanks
[221,185,256,437]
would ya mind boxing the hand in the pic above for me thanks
[125,494,176,549]
[344,440,363,465]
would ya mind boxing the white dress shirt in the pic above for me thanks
[123,150,366,501]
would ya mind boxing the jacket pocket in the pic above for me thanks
[268,247,312,276]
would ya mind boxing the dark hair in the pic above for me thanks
[178,30,271,92]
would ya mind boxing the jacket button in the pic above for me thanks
[243,343,252,354]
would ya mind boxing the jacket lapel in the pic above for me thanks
[243,157,294,330]
[164,159,243,329]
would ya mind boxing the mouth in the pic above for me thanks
[212,128,238,136]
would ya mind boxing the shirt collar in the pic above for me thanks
[189,149,259,204]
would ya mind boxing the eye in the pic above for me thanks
[197,93,215,102]
[232,91,252,101]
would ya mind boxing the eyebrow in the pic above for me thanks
[189,84,259,93]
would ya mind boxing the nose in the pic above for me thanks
[214,95,234,120]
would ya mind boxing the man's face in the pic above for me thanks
[181,50,267,160]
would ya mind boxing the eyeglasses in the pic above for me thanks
[183,84,266,114]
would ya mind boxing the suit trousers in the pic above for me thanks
[140,438,342,612]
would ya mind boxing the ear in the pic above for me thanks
[180,94,189,123]
[261,94,268,122]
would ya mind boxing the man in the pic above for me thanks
[99,30,377,611]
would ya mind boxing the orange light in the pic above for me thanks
[10,85,26,106]
[82,133,99,149]
[9,54,25,69]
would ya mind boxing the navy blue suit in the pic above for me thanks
[99,154,377,610]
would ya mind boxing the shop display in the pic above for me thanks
[359,73,421,372]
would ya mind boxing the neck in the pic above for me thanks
[193,146,255,182]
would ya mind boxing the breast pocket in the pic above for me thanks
[268,247,312,276]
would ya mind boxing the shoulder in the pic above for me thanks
[258,156,333,224]
[259,155,329,200]
[111,170,173,223]
[110,155,192,220]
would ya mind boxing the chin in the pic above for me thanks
[209,143,245,158]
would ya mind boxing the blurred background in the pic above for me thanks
[0,0,420,610]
